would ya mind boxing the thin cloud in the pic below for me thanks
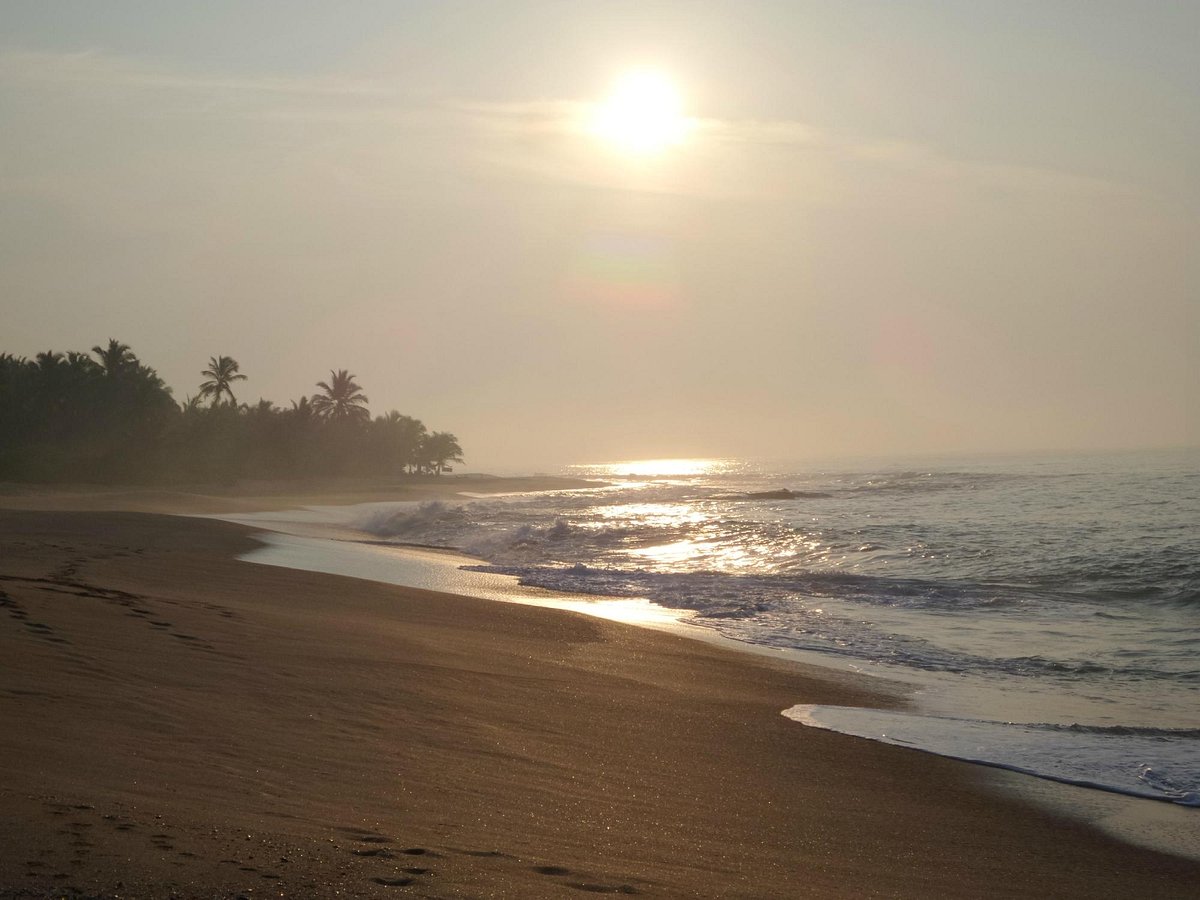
[450,96,826,146]
[1,49,1134,201]
[452,97,1129,198]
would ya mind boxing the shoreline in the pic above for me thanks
[0,474,607,515]
[234,515,1200,863]
[1,493,1198,896]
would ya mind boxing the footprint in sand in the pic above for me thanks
[527,859,642,895]
[0,591,25,618]
[403,847,443,858]
[569,884,641,895]
[457,848,508,859]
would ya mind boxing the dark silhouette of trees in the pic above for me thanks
[92,339,135,378]
[0,342,176,480]
[86,343,176,480]
[198,356,247,407]
[0,342,463,484]
[367,411,428,475]
[421,431,464,475]
[312,369,369,423]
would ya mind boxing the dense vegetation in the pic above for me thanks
[0,340,463,484]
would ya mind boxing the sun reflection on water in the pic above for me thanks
[595,502,706,524]
[633,539,708,565]
[578,458,733,478]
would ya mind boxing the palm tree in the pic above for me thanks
[311,369,369,423]
[35,350,96,401]
[289,395,315,421]
[36,350,64,372]
[92,339,134,378]
[420,431,464,475]
[371,411,427,474]
[198,355,247,407]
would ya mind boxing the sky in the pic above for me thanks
[1,1,1197,470]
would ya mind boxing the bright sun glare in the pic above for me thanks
[589,69,692,156]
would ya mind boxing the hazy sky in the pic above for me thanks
[2,1,1197,469]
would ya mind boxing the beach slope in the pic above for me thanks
[1,509,1196,898]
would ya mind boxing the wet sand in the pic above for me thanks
[0,474,601,516]
[1,501,1198,898]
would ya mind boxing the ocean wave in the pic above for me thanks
[786,704,1200,806]
[460,562,1200,685]
[353,485,1200,601]
[836,471,1012,495]
[361,500,472,544]
[1036,723,1200,738]
[996,656,1200,683]
[351,464,1198,704]
[462,562,1033,614]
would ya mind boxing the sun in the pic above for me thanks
[588,69,692,156]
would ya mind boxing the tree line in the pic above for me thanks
[0,340,463,484]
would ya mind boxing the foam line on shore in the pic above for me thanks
[786,705,1200,806]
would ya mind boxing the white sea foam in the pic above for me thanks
[785,705,1200,806]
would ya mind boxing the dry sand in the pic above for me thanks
[1,492,1198,898]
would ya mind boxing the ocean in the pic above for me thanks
[234,448,1200,810]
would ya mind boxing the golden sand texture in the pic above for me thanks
[1,508,1197,898]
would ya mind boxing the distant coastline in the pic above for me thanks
[0,473,604,515]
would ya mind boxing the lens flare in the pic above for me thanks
[564,228,681,309]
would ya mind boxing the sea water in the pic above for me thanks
[347,449,1199,807]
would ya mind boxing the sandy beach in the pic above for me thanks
[2,484,1198,898]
